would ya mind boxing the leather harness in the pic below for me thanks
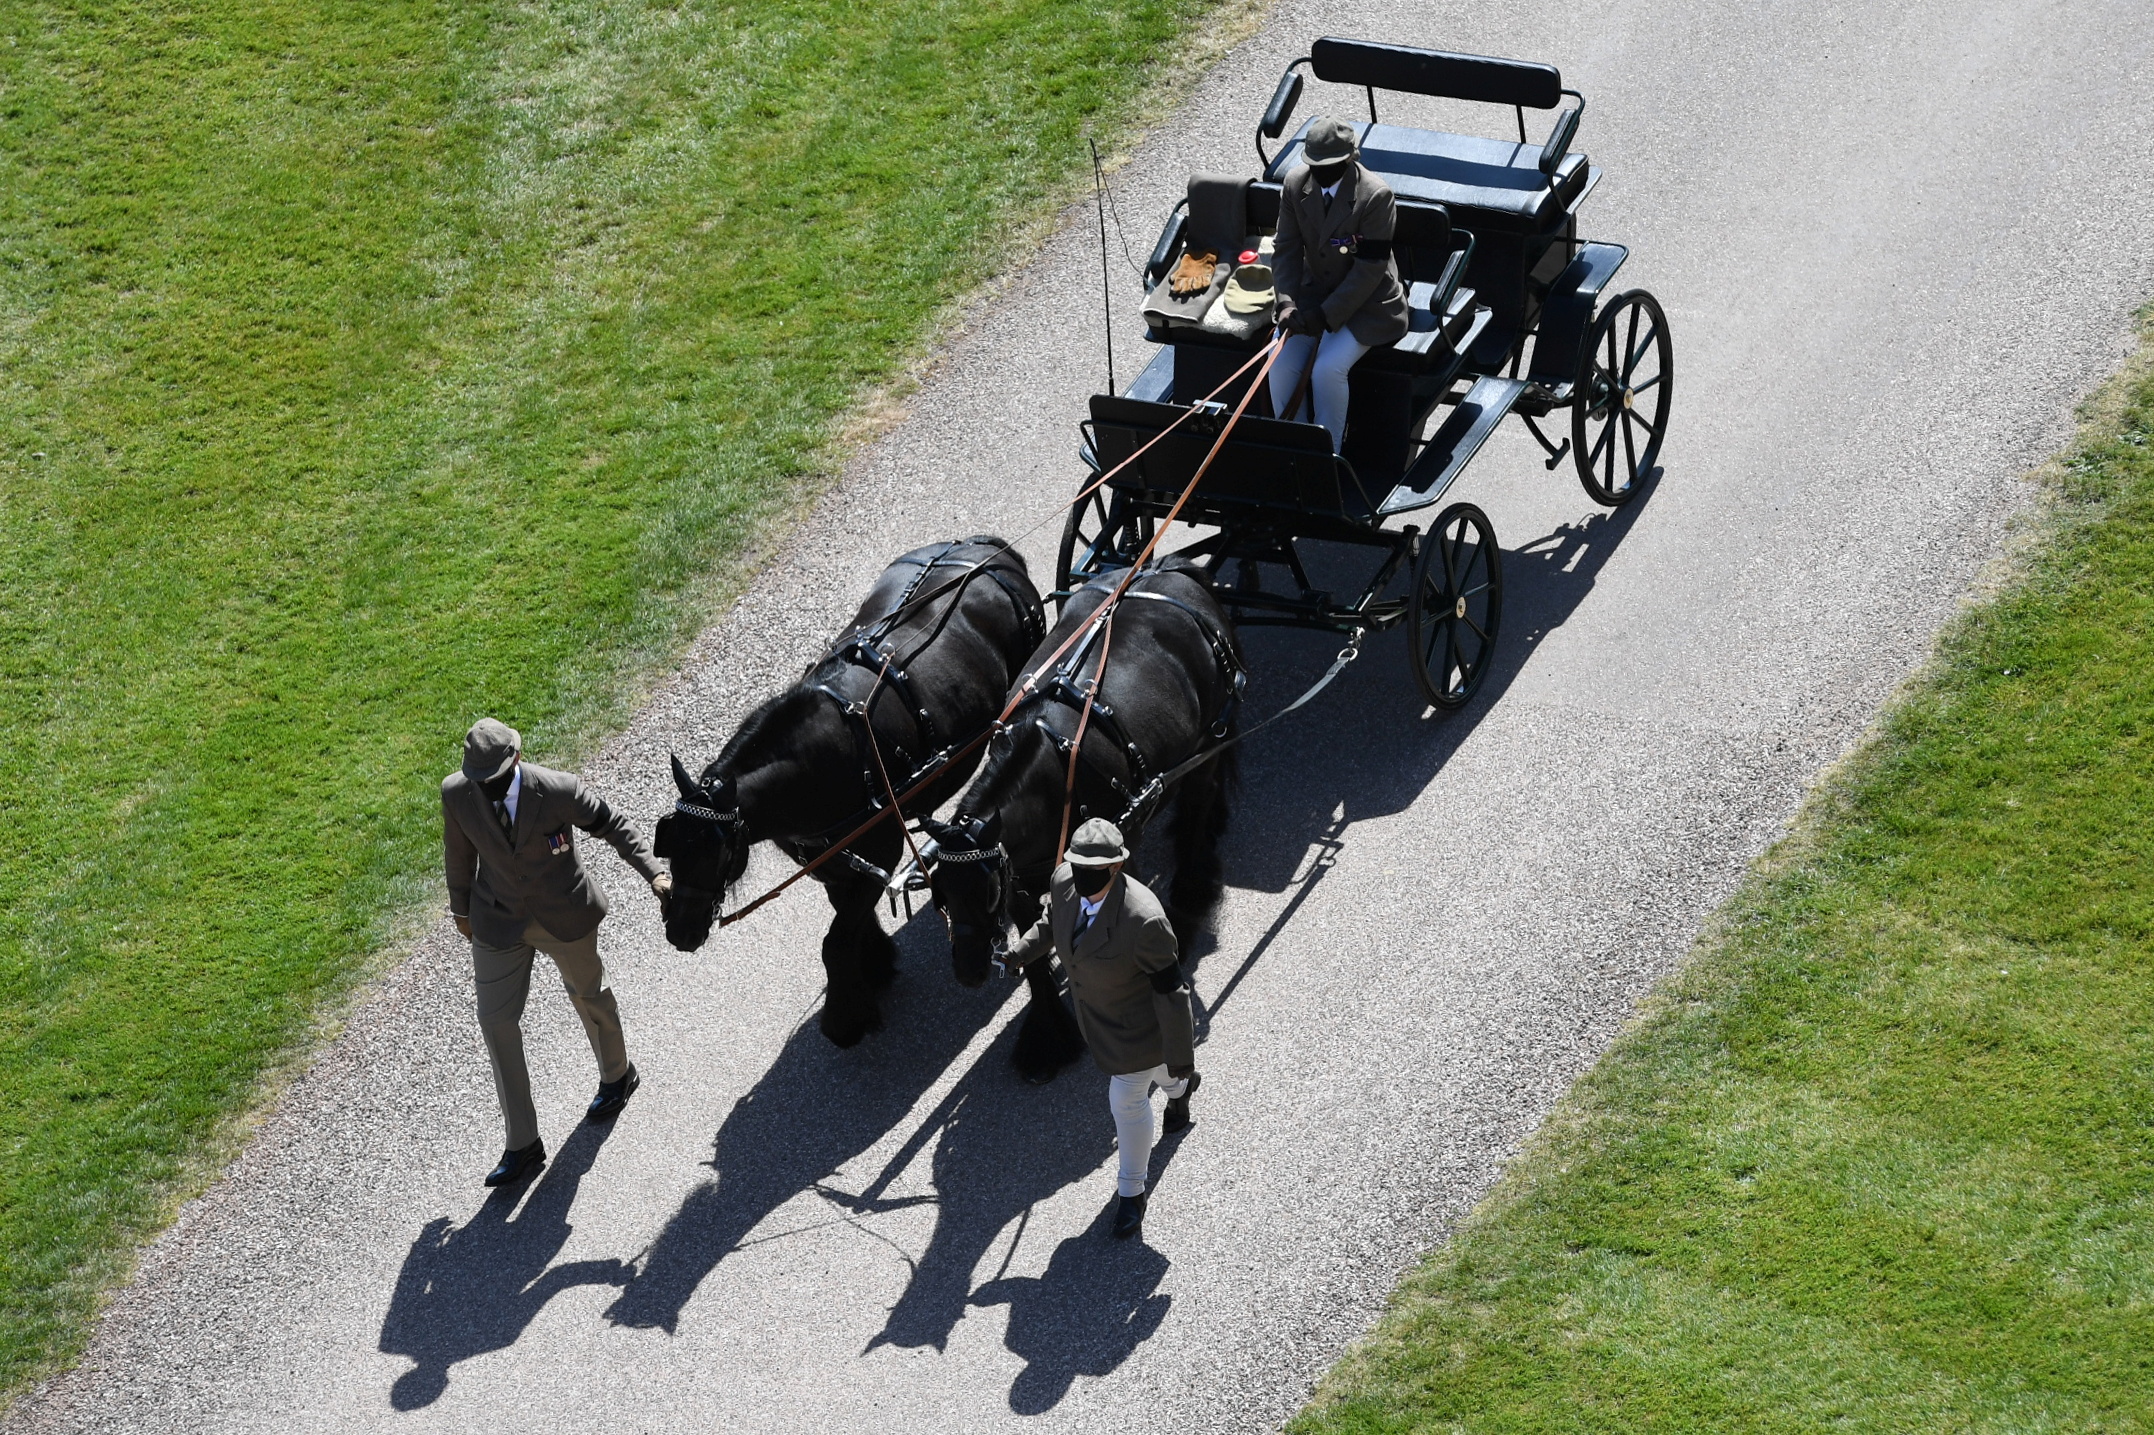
[800,542,1047,857]
[1013,577,1245,827]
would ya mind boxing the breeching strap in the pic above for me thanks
[714,335,1287,928]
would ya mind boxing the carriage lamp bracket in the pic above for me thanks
[1518,411,1571,470]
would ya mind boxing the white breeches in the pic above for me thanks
[1269,328,1372,453]
[1107,1064,1190,1197]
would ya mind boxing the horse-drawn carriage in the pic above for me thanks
[1061,36,1673,708]
[659,37,1672,1075]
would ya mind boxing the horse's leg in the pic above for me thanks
[1165,744,1235,952]
[1013,957,1084,1082]
[1005,892,1083,1082]
[818,876,888,1047]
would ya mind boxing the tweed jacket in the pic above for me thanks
[442,761,662,947]
[1009,866,1195,1077]
[1271,160,1410,347]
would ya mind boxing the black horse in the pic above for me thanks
[656,537,1044,1047]
[924,557,1244,1078]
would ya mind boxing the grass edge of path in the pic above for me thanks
[1287,302,2154,1432]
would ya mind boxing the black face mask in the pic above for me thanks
[1072,864,1117,898]
[1309,161,1350,188]
[478,766,517,803]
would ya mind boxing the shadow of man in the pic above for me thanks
[606,917,1012,1334]
[967,1132,1189,1414]
[379,1120,626,1410]
[856,1017,1114,1354]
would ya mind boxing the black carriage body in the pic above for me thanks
[1071,36,1670,708]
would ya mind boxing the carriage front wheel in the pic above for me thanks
[1054,481,1154,616]
[1407,503,1503,711]
[1572,289,1672,506]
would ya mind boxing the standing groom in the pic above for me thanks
[443,718,672,1187]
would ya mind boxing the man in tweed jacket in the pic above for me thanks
[443,718,670,1186]
[1269,114,1411,454]
[1008,818,1199,1240]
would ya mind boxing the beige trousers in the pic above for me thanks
[472,918,628,1150]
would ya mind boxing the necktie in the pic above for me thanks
[495,800,513,839]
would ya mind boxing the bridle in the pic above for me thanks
[930,826,1017,963]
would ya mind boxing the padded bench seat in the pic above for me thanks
[1271,121,1590,234]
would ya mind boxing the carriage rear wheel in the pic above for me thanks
[1407,502,1503,710]
[1572,289,1672,507]
[1054,482,1153,615]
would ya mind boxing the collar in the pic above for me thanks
[502,764,523,819]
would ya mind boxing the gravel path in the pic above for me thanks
[14,0,2154,1430]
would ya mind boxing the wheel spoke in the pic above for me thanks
[1463,612,1489,642]
[1630,372,1663,395]
[1623,304,1641,379]
[1587,417,1617,470]
[1621,409,1638,487]
[1623,320,1657,380]
[1603,414,1617,490]
[1627,408,1658,437]
[1445,624,1462,694]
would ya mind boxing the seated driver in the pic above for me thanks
[1269,116,1410,453]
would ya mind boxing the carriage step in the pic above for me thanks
[1377,375,1529,516]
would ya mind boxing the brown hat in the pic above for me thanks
[1301,115,1359,168]
[462,718,521,783]
[1065,817,1130,867]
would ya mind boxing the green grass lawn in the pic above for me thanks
[1290,325,2154,1432]
[0,0,1227,1398]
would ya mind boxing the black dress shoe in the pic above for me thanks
[587,1062,640,1122]
[1112,1192,1148,1240]
[1162,1070,1202,1134]
[484,1139,546,1188]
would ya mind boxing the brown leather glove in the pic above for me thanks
[1168,248,1218,298]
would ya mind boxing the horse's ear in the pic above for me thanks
[671,753,701,802]
[973,811,1002,846]
[653,812,677,859]
[920,816,955,845]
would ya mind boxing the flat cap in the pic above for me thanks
[1066,817,1130,867]
[1301,115,1359,167]
[462,718,522,783]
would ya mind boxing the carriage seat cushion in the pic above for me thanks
[1274,121,1588,233]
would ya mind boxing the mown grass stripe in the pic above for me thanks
[0,0,1225,1398]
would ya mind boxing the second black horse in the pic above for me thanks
[924,557,1245,1079]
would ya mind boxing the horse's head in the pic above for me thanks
[652,754,747,952]
[923,810,1009,988]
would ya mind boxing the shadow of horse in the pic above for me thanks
[604,914,1014,1333]
[378,1120,627,1410]
[852,1020,1114,1355]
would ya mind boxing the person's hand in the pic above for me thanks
[1273,299,1298,335]
[651,871,674,901]
[452,913,472,938]
[1168,1064,1195,1081]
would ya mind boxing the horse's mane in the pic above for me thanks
[710,683,825,780]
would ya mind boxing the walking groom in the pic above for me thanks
[442,719,671,1187]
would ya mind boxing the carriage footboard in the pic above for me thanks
[1377,375,1527,516]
